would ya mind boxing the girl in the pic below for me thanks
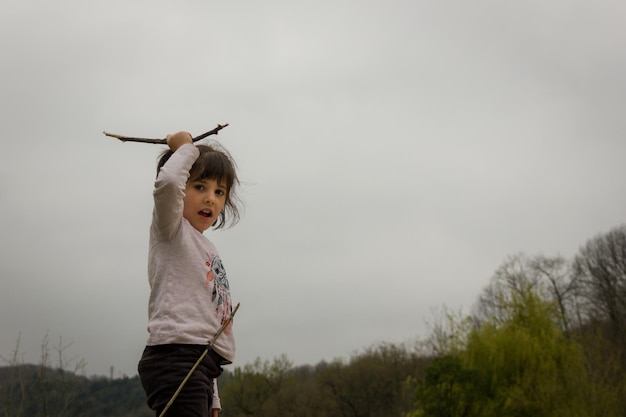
[138,131,241,417]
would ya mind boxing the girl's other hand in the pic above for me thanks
[166,131,193,152]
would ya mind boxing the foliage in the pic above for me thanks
[314,343,427,417]
[220,346,428,417]
[464,291,589,416]
[0,366,150,417]
[413,290,592,417]
[410,355,480,417]
[219,354,293,416]
[0,334,150,417]
[409,225,626,417]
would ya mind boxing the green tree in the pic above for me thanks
[412,289,592,417]
[316,343,424,417]
[252,364,325,417]
[219,354,292,417]
[412,355,479,417]
[462,290,590,416]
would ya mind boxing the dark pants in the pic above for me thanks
[138,344,224,417]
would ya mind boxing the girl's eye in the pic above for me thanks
[195,184,205,191]
[216,189,226,196]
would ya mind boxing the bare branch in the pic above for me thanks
[103,123,229,144]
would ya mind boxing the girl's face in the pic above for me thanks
[183,178,227,232]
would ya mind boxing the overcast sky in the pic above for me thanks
[1,0,625,377]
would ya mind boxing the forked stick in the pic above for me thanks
[103,123,229,144]
[159,302,240,417]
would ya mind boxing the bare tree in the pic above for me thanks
[0,333,86,417]
[473,254,545,325]
[529,255,580,337]
[0,334,27,417]
[473,253,582,336]
[573,225,626,343]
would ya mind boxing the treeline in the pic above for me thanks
[215,223,626,416]
[0,347,426,417]
[2,224,626,417]
[216,347,429,417]
[0,365,150,417]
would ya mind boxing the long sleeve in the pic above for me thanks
[152,144,199,241]
[211,378,222,411]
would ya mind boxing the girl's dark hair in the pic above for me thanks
[157,142,241,229]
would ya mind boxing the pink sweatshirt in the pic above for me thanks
[146,143,236,359]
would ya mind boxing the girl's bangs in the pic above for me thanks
[189,151,235,188]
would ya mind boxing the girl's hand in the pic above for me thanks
[211,408,220,417]
[166,131,193,152]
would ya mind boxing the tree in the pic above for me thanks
[219,344,427,417]
[0,333,86,417]
[315,343,424,417]
[473,253,583,336]
[0,335,27,417]
[412,355,479,417]
[462,291,590,416]
[528,255,580,336]
[219,355,293,417]
[568,225,626,416]
[412,289,592,417]
[573,224,626,345]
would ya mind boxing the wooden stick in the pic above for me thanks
[159,302,240,417]
[103,124,229,144]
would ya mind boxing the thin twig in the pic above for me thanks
[159,302,240,417]
[103,124,229,144]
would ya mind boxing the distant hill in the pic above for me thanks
[0,365,151,417]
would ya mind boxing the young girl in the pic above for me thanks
[138,131,241,417]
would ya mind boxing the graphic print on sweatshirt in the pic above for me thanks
[205,255,233,334]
